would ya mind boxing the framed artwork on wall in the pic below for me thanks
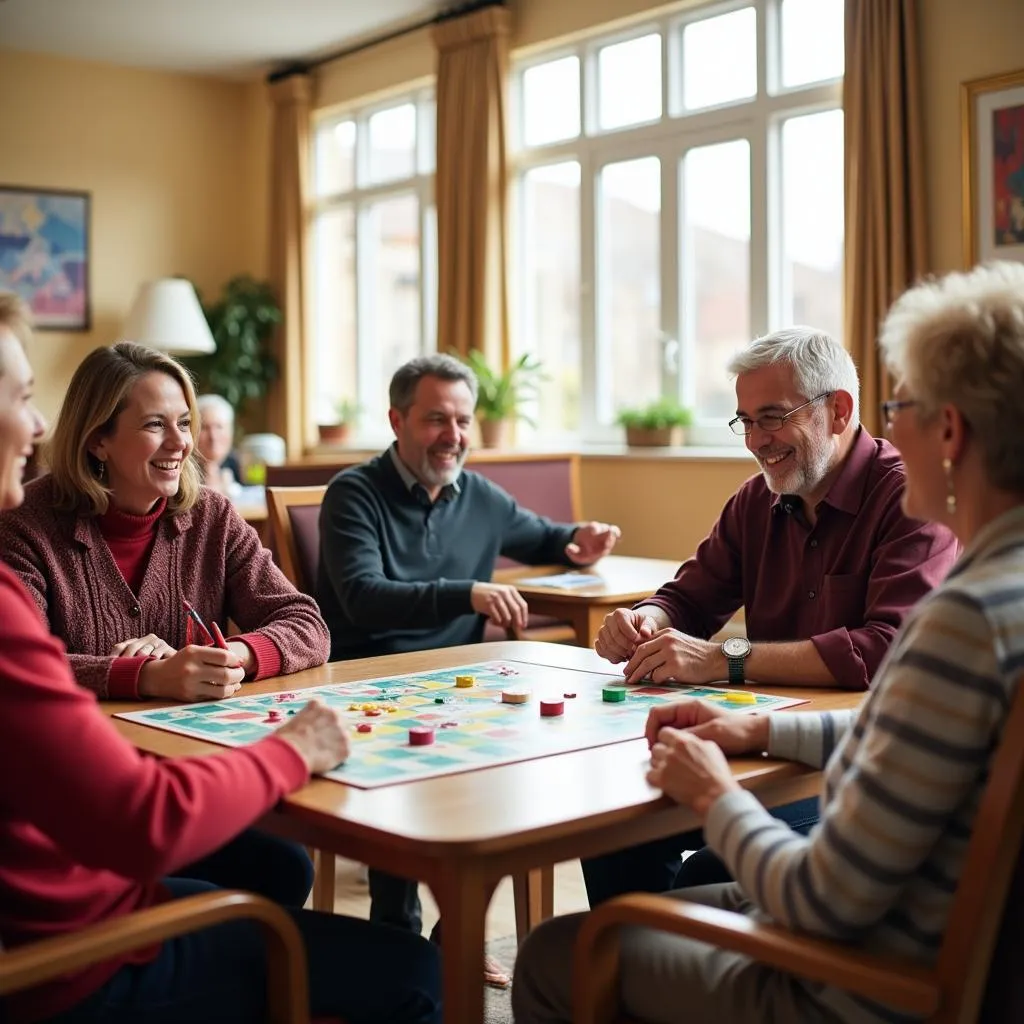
[0,185,91,330]
[962,68,1024,268]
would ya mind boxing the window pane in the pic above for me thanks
[681,141,751,419]
[367,103,416,184]
[682,8,756,111]
[781,0,844,88]
[780,110,844,340]
[519,163,581,435]
[364,195,422,415]
[597,34,662,131]
[314,120,355,196]
[312,206,357,426]
[522,57,580,146]
[598,157,661,422]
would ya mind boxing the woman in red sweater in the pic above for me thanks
[0,340,335,907]
[0,294,441,1023]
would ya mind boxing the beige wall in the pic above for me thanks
[0,49,270,417]
[920,0,1024,273]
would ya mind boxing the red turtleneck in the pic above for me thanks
[97,499,165,594]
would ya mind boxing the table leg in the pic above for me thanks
[311,848,335,912]
[430,861,497,1024]
[513,865,555,945]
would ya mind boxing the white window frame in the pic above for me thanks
[510,0,843,446]
[309,88,437,446]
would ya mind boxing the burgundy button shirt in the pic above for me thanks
[644,428,960,690]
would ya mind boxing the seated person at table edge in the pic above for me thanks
[315,352,619,986]
[584,326,959,905]
[0,292,441,1024]
[316,352,620,663]
[0,342,330,703]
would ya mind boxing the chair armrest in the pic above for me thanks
[573,894,940,1024]
[0,890,309,1024]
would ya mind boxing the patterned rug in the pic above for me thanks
[485,934,517,1024]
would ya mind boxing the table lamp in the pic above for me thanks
[119,279,216,355]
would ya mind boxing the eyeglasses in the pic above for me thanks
[880,399,917,429]
[728,392,834,436]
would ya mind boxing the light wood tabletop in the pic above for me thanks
[495,554,681,646]
[107,640,860,1024]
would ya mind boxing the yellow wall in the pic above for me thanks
[0,49,270,418]
[919,0,1024,273]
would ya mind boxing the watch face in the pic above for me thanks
[723,636,751,658]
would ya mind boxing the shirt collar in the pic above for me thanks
[388,444,461,503]
[769,426,875,518]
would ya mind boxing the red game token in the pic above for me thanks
[540,700,565,717]
[563,692,577,699]
[356,723,373,734]
[409,727,435,746]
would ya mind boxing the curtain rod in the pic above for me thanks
[266,0,504,82]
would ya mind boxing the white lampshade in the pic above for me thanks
[120,279,216,355]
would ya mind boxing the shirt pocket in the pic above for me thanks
[819,573,866,628]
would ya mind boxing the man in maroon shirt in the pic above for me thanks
[584,326,959,904]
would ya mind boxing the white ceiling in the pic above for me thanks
[0,0,445,79]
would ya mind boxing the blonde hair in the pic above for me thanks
[0,291,32,373]
[48,342,203,515]
[878,261,1024,494]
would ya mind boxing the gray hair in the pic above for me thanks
[728,326,860,425]
[388,354,479,412]
[197,393,235,425]
[878,260,1024,495]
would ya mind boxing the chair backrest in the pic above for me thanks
[266,486,327,595]
[934,673,1024,1020]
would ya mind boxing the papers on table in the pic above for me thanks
[517,572,605,589]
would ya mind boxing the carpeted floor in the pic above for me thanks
[485,934,518,1024]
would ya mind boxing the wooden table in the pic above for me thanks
[496,555,682,646]
[108,640,859,1024]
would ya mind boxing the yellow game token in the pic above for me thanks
[455,675,475,688]
[386,706,398,713]
[730,691,758,705]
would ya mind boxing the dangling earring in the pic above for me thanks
[95,459,106,482]
[942,457,957,516]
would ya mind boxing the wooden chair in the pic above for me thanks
[266,483,556,941]
[573,676,1024,1024]
[0,891,311,1023]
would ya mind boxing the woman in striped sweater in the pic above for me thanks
[514,260,1024,1024]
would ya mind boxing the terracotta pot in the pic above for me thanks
[478,419,507,448]
[624,426,685,447]
[317,423,352,446]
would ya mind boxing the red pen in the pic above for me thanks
[182,599,214,646]
[210,620,229,652]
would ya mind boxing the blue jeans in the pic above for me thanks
[42,831,442,1024]
[582,797,820,905]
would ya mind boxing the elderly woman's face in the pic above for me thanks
[198,406,233,465]
[89,371,193,516]
[0,330,46,512]
[885,384,946,523]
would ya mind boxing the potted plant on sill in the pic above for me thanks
[616,398,694,447]
[317,398,361,446]
[460,350,545,448]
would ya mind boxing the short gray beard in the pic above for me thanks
[417,446,468,489]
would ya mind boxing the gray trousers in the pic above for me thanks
[512,882,842,1024]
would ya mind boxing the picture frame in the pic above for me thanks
[962,68,1024,268]
[0,184,91,330]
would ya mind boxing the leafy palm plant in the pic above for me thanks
[460,350,545,425]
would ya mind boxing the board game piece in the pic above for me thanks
[602,686,627,702]
[563,692,577,699]
[116,660,808,791]
[409,726,435,746]
[356,723,372,733]
[455,675,475,688]
[540,699,565,717]
[440,721,459,729]
[364,708,383,717]
[501,688,530,704]
[263,710,283,723]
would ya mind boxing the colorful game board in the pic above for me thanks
[115,660,807,789]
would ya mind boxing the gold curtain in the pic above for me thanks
[433,6,511,364]
[844,0,927,436]
[267,71,311,457]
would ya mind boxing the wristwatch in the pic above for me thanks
[721,636,752,685]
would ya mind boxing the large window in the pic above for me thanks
[511,0,844,442]
[310,92,436,438]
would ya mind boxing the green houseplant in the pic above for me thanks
[459,350,544,448]
[182,275,281,430]
[616,398,694,447]
[318,397,362,446]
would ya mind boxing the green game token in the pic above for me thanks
[602,687,626,703]
[434,697,446,704]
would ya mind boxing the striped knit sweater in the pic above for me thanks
[706,505,1024,1024]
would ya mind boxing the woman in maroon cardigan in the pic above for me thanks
[0,294,441,1023]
